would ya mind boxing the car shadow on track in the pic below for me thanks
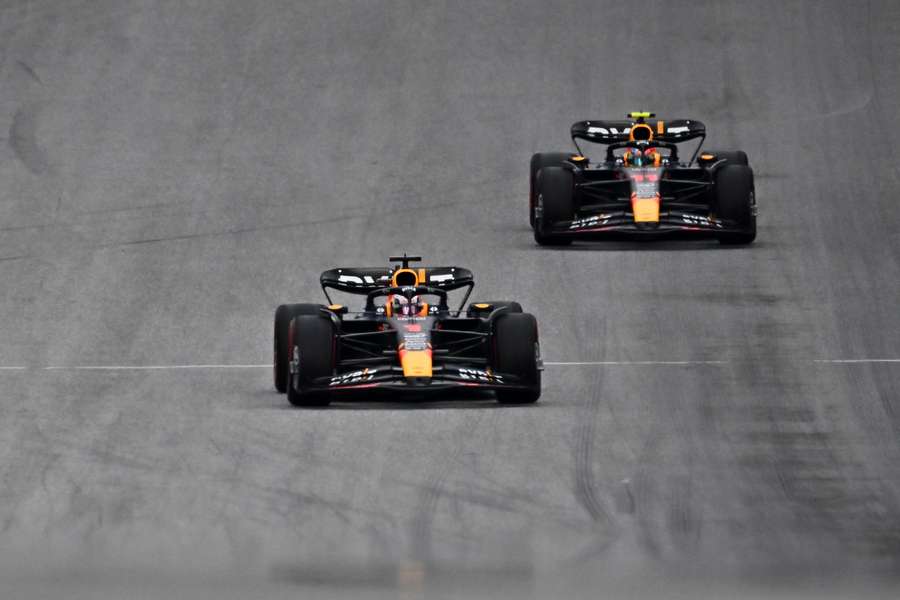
[518,239,762,252]
[548,241,751,252]
[505,226,764,251]
[251,390,543,411]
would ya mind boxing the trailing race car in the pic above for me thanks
[273,255,541,406]
[530,112,756,245]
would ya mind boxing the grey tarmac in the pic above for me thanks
[0,1,898,598]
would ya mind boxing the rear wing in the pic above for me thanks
[570,117,706,164]
[571,118,706,144]
[320,266,475,310]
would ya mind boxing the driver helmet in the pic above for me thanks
[388,294,425,317]
[623,144,662,167]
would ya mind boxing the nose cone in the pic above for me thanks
[631,193,660,224]
[400,349,432,379]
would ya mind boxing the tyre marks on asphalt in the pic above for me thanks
[734,402,900,565]
[8,100,50,178]
[573,388,612,526]
[565,367,623,565]
[409,411,490,564]
[15,61,42,85]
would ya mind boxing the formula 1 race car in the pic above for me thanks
[273,255,541,406]
[529,112,756,245]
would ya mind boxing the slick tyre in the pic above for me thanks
[530,152,571,228]
[534,166,574,246]
[714,164,757,245]
[274,303,326,393]
[286,315,335,407]
[493,313,541,404]
[705,150,749,166]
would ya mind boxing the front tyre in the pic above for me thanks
[714,164,757,245]
[493,313,541,404]
[286,315,335,407]
[534,166,574,246]
[274,303,326,393]
[530,152,572,228]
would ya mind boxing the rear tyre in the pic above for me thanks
[530,152,572,228]
[714,164,756,245]
[287,315,335,407]
[493,313,541,404]
[534,166,574,246]
[274,303,325,393]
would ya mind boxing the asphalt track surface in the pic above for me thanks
[1,1,900,598]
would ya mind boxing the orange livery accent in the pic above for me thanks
[628,123,654,142]
[399,346,433,378]
[631,193,661,222]
[391,268,420,287]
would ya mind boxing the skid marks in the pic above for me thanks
[564,373,624,565]
[573,388,612,525]
[409,413,487,562]
[628,405,705,564]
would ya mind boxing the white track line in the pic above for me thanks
[545,360,728,366]
[42,364,270,370]
[43,361,729,370]
[812,359,900,364]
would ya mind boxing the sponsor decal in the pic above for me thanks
[587,124,691,136]
[458,368,504,383]
[570,215,612,230]
[401,333,429,351]
[337,274,391,285]
[634,180,658,197]
[630,173,659,183]
[588,126,631,135]
[330,368,377,386]
[681,214,723,228]
[289,347,300,374]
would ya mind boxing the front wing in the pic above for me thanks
[303,365,534,395]
[555,211,749,237]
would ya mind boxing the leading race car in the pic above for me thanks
[273,255,541,406]
[530,112,756,245]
